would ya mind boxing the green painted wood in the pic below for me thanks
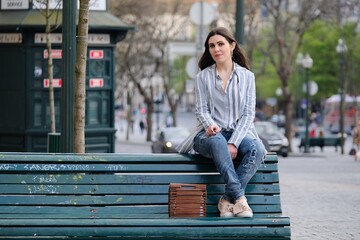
[0,194,281,205]
[0,204,283,215]
[0,218,290,239]
[0,162,277,173]
[0,152,279,163]
[0,172,279,184]
[0,206,282,216]
[0,226,290,238]
[0,152,290,239]
[0,212,283,219]
[0,237,290,240]
[0,183,280,195]
[0,216,290,226]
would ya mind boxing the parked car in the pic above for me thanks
[254,121,289,157]
[152,127,190,153]
[269,114,286,128]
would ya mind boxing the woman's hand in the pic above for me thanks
[228,144,238,160]
[206,124,221,136]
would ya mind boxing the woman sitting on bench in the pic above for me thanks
[177,27,267,218]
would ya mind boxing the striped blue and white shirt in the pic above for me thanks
[177,63,260,154]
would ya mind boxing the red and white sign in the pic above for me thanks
[89,78,104,88]
[89,50,104,59]
[43,79,62,88]
[43,49,62,59]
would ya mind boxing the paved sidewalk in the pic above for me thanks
[278,142,360,240]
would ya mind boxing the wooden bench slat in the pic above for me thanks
[0,204,283,215]
[0,183,280,195]
[0,163,278,173]
[0,194,281,205]
[0,213,285,219]
[0,172,279,184]
[0,216,290,226]
[0,152,279,163]
[0,237,290,240]
[0,226,290,238]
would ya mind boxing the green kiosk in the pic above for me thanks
[0,0,132,152]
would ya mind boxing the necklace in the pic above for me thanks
[216,63,234,90]
[218,70,232,90]
[221,78,228,90]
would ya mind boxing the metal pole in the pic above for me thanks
[156,106,160,131]
[61,0,76,152]
[155,99,161,131]
[298,66,303,120]
[235,0,244,45]
[296,53,304,122]
[336,38,347,154]
[339,55,345,154]
[304,68,310,153]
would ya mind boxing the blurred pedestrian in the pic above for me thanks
[352,120,360,160]
[139,119,146,134]
[353,120,360,147]
[177,27,266,218]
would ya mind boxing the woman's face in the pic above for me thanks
[208,34,235,65]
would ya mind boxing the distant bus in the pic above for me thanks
[323,95,360,134]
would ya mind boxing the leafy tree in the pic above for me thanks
[256,0,333,151]
[341,22,360,100]
[300,20,360,101]
[301,20,339,101]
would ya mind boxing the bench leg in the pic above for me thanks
[299,145,304,152]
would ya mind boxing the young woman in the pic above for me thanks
[177,27,266,218]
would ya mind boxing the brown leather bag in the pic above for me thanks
[168,183,207,218]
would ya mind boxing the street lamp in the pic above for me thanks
[302,53,313,153]
[154,94,163,131]
[336,38,347,154]
[296,53,304,121]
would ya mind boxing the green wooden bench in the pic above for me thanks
[0,152,290,239]
[298,137,341,152]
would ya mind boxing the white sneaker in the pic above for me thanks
[218,197,234,217]
[233,196,253,218]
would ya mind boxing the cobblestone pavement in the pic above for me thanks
[278,139,360,240]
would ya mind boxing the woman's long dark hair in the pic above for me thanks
[198,27,249,70]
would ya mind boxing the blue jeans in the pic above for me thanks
[194,130,266,203]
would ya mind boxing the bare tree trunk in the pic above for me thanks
[45,0,56,133]
[126,92,133,141]
[126,61,155,142]
[171,108,177,127]
[145,100,153,142]
[284,93,294,145]
[113,1,185,142]
[74,0,90,153]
